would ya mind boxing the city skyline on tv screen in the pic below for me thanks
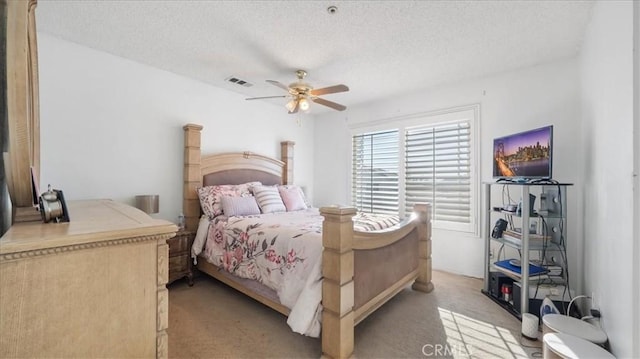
[493,126,552,179]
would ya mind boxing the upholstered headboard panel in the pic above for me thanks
[199,151,286,186]
[203,169,282,187]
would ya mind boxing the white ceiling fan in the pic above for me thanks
[246,70,349,114]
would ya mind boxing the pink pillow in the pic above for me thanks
[278,187,307,212]
[278,185,310,208]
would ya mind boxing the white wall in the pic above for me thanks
[634,3,640,358]
[580,1,637,357]
[38,33,315,223]
[314,59,582,279]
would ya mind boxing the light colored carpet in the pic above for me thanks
[168,270,541,358]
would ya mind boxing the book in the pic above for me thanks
[493,259,548,278]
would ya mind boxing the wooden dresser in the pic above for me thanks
[0,200,177,358]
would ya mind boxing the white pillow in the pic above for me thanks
[220,196,261,216]
[252,185,286,213]
[191,215,211,261]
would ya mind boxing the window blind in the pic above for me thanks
[405,121,471,226]
[352,130,399,214]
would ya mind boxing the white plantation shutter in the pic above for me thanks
[351,105,478,234]
[352,130,399,214]
[405,121,472,231]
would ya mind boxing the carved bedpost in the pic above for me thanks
[320,206,356,359]
[183,124,203,231]
[411,203,434,293]
[280,141,295,185]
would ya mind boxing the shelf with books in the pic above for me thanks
[492,259,548,281]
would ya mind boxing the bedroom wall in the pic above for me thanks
[634,3,640,358]
[579,1,637,357]
[314,58,582,280]
[37,33,316,223]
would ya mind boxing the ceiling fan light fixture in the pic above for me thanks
[249,70,349,114]
[299,97,310,111]
[285,99,297,112]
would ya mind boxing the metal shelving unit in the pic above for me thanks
[482,181,572,316]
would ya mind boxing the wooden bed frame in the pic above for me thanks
[182,124,433,358]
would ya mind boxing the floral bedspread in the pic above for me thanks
[200,208,401,337]
[202,208,324,336]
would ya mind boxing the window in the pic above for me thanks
[352,130,399,215]
[405,121,472,231]
[351,105,479,234]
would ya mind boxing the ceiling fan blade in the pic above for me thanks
[266,80,290,92]
[311,97,347,111]
[246,95,287,100]
[309,84,349,96]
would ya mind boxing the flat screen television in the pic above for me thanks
[492,125,553,181]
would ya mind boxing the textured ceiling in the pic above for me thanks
[36,0,594,113]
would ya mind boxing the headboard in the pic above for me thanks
[182,124,295,231]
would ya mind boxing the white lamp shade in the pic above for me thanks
[299,98,310,110]
[285,99,296,112]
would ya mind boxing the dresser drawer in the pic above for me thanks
[167,230,194,286]
[169,254,189,273]
[168,235,190,253]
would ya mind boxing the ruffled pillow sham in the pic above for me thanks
[197,181,261,218]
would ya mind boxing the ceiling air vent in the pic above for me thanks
[225,76,253,88]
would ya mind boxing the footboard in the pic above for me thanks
[320,204,432,359]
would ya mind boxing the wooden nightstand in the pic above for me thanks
[167,229,194,286]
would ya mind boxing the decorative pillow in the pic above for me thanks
[197,181,261,218]
[278,185,310,208]
[191,215,211,259]
[278,187,307,212]
[252,185,286,213]
[220,196,261,217]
